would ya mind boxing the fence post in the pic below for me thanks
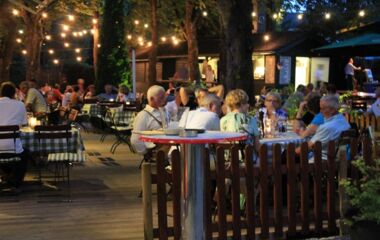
[171,150,182,240]
[244,146,255,240]
[300,142,310,235]
[142,163,153,240]
[273,143,283,238]
[231,145,241,239]
[338,148,349,236]
[216,147,227,239]
[259,144,269,239]
[286,143,296,237]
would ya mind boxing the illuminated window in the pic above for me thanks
[253,55,265,80]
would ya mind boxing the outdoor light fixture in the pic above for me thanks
[22,50,27,55]
[144,23,149,28]
[97,44,101,48]
[18,29,24,34]
[147,42,152,47]
[42,12,48,18]
[297,14,303,20]
[325,13,331,19]
[138,36,143,42]
[73,32,78,37]
[264,34,270,41]
[48,49,54,54]
[12,9,19,16]
[78,32,83,37]
[16,38,22,43]
[45,35,51,40]
[134,20,140,25]
[53,59,59,64]
[173,39,179,45]
[252,11,256,17]
[139,42,144,46]
[161,37,167,42]
[75,48,81,53]
[90,29,95,34]
[82,30,88,34]
[171,36,177,41]
[202,11,208,17]
[64,42,70,48]
[359,10,365,17]
[68,15,75,21]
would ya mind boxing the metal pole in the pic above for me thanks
[132,48,136,100]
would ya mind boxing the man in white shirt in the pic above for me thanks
[345,58,361,90]
[0,82,29,188]
[367,87,380,117]
[131,85,167,155]
[182,94,221,130]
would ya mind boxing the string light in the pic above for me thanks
[202,11,208,17]
[78,32,83,37]
[147,41,152,47]
[138,42,144,46]
[251,12,256,17]
[161,37,167,42]
[12,9,19,16]
[75,48,81,53]
[97,44,101,48]
[48,49,54,54]
[173,39,179,45]
[92,19,98,24]
[18,29,24,34]
[42,12,48,18]
[325,13,331,20]
[16,38,22,43]
[138,36,143,42]
[144,23,149,28]
[134,20,140,25]
[90,29,95,34]
[297,14,303,20]
[171,36,177,41]
[127,35,132,40]
[359,10,365,17]
[67,15,75,21]
[273,13,278,19]
[62,24,69,31]
[264,34,270,41]
[61,33,67,38]
[73,32,78,37]
[82,30,88,34]
[45,35,52,40]
[64,42,70,48]
[53,59,59,64]
[22,50,27,55]
[76,56,82,62]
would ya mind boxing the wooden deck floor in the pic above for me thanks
[0,131,146,240]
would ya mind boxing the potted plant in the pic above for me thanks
[340,158,380,240]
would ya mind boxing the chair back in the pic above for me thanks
[0,125,20,154]
[35,125,72,140]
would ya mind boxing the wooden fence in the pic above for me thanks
[142,131,374,239]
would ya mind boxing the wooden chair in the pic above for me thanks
[35,125,83,187]
[0,125,21,163]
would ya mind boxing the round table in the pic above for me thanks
[140,131,247,239]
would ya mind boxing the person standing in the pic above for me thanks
[345,58,361,91]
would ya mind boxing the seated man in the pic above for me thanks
[19,81,48,118]
[97,84,117,101]
[0,82,29,188]
[181,94,221,130]
[295,95,350,160]
[131,85,167,155]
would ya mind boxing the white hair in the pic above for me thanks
[147,85,165,101]
[198,94,220,109]
[321,94,339,110]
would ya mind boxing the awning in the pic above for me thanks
[313,33,380,56]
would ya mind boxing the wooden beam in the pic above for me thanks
[7,0,37,14]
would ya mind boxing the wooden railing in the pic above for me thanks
[142,135,373,239]
[344,113,380,131]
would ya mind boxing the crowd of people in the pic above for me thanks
[131,82,355,164]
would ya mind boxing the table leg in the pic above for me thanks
[181,144,204,239]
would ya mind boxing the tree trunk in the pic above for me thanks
[23,12,43,81]
[0,20,17,82]
[148,0,158,86]
[93,12,100,82]
[217,0,254,100]
[185,0,200,82]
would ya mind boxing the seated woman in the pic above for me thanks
[220,89,260,153]
[116,84,134,102]
[293,95,324,138]
[256,91,288,125]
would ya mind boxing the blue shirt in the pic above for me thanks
[310,113,350,160]
[98,93,117,101]
[310,112,324,126]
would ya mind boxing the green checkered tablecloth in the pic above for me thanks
[82,104,105,118]
[21,127,84,154]
[109,107,136,126]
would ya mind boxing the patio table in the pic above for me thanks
[140,131,246,239]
